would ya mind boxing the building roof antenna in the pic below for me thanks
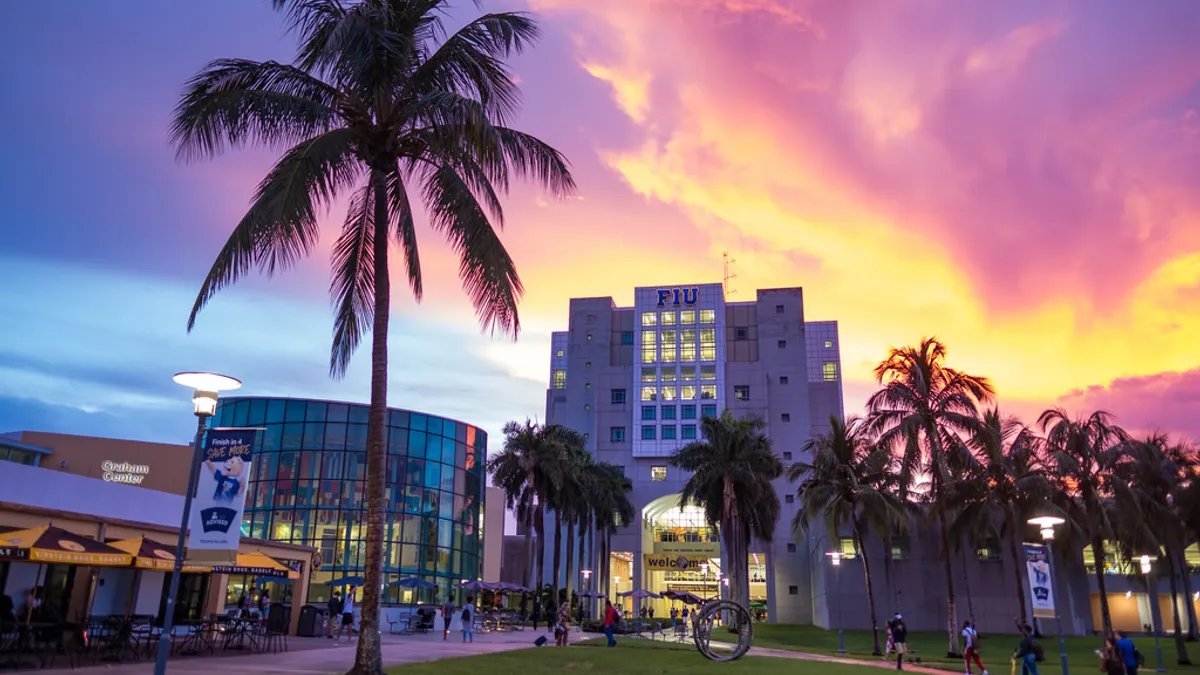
[723,251,738,300]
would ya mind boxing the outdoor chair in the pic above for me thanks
[259,606,289,654]
[386,612,410,634]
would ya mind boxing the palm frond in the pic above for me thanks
[329,182,376,377]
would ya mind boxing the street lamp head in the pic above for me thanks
[1139,554,1152,575]
[173,372,241,417]
[1027,515,1064,541]
[581,569,592,579]
[826,551,842,566]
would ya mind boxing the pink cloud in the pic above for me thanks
[1055,367,1200,441]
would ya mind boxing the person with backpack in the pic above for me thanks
[1015,624,1041,675]
[461,595,476,643]
[603,599,618,647]
[1115,631,1141,675]
[962,619,988,675]
[891,614,909,670]
[326,591,343,639]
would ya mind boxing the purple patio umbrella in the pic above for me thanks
[617,588,661,600]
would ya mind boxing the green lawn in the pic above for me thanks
[383,638,883,675]
[716,624,1200,674]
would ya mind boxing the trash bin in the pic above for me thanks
[297,605,327,637]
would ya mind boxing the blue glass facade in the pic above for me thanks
[213,397,486,604]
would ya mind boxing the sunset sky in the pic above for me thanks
[2,0,1199,455]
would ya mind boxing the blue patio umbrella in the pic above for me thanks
[389,577,436,589]
[327,576,365,587]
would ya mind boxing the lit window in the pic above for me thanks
[681,328,696,343]
[661,346,677,363]
[680,366,696,381]
[642,425,656,440]
[700,385,717,399]
[824,340,833,348]
[734,385,750,401]
[680,310,696,324]
[610,427,626,443]
[552,369,566,389]
[700,309,716,324]
[822,362,838,381]
[700,346,716,362]
[680,385,696,401]
[682,424,697,440]
[662,426,677,440]
[641,406,656,421]
[642,331,657,346]
[701,404,717,417]
[839,538,858,559]
[642,312,657,327]
[651,466,667,481]
[662,329,676,343]
[555,349,565,357]
[680,344,696,362]
[641,347,657,364]
[642,367,657,382]
[660,386,677,401]
[662,406,677,420]
[700,365,717,381]
[681,405,697,419]
[699,328,716,344]
[641,386,657,402]
[660,311,676,326]
[661,368,677,382]
[611,389,626,405]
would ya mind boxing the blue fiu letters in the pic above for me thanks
[656,287,699,307]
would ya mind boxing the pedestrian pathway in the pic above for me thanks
[37,629,581,675]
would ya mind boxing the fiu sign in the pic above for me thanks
[656,287,699,308]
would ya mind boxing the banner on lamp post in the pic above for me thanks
[1024,543,1056,619]
[187,428,257,562]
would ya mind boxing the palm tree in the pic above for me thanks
[1115,433,1195,663]
[558,441,592,605]
[172,2,573,673]
[865,337,994,656]
[670,411,783,612]
[789,415,908,655]
[1039,408,1128,635]
[543,425,586,604]
[587,461,634,601]
[949,409,1050,629]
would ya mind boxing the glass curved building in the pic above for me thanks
[212,397,486,605]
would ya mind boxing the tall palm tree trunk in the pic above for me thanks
[961,545,976,624]
[938,513,959,657]
[852,519,882,655]
[565,517,576,606]
[1165,553,1191,664]
[1091,537,1114,634]
[883,536,897,614]
[1007,506,1029,626]
[722,477,749,610]
[534,504,546,599]
[552,509,563,604]
[524,503,536,591]
[1173,546,1199,641]
[350,169,390,675]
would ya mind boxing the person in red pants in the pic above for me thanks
[962,620,988,675]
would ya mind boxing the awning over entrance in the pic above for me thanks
[210,551,298,578]
[109,535,209,573]
[0,525,132,566]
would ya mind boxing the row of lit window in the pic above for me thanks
[641,346,716,364]
[641,365,717,383]
[639,385,717,401]
[609,425,699,443]
[642,310,716,327]
[641,328,717,345]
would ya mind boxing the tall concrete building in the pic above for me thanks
[542,282,843,623]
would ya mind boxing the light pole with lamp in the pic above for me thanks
[700,562,710,601]
[1028,515,1070,675]
[1139,555,1166,674]
[826,551,846,654]
[154,372,241,675]
[581,569,592,624]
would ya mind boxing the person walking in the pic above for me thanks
[1099,636,1125,675]
[891,614,909,670]
[461,595,476,643]
[326,591,343,639]
[962,620,988,675]
[1015,624,1040,675]
[1115,631,1141,675]
[603,599,618,648]
[556,600,571,646]
[441,595,456,641]
[531,598,541,630]
[334,586,357,644]
[883,614,896,661]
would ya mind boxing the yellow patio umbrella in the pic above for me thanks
[0,525,131,566]
[109,536,210,573]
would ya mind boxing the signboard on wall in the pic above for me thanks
[188,428,258,562]
[656,542,719,557]
[644,554,709,571]
[101,461,150,485]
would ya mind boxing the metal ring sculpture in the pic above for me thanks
[691,599,753,662]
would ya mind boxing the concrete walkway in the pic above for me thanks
[37,629,575,675]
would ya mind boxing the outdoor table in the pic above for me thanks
[174,620,216,657]
[222,618,259,652]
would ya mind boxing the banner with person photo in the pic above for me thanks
[187,428,258,563]
[1024,543,1056,619]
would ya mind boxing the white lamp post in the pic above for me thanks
[1027,515,1069,675]
[1139,555,1166,673]
[581,569,593,624]
[826,551,845,653]
[154,372,240,675]
[700,562,710,600]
